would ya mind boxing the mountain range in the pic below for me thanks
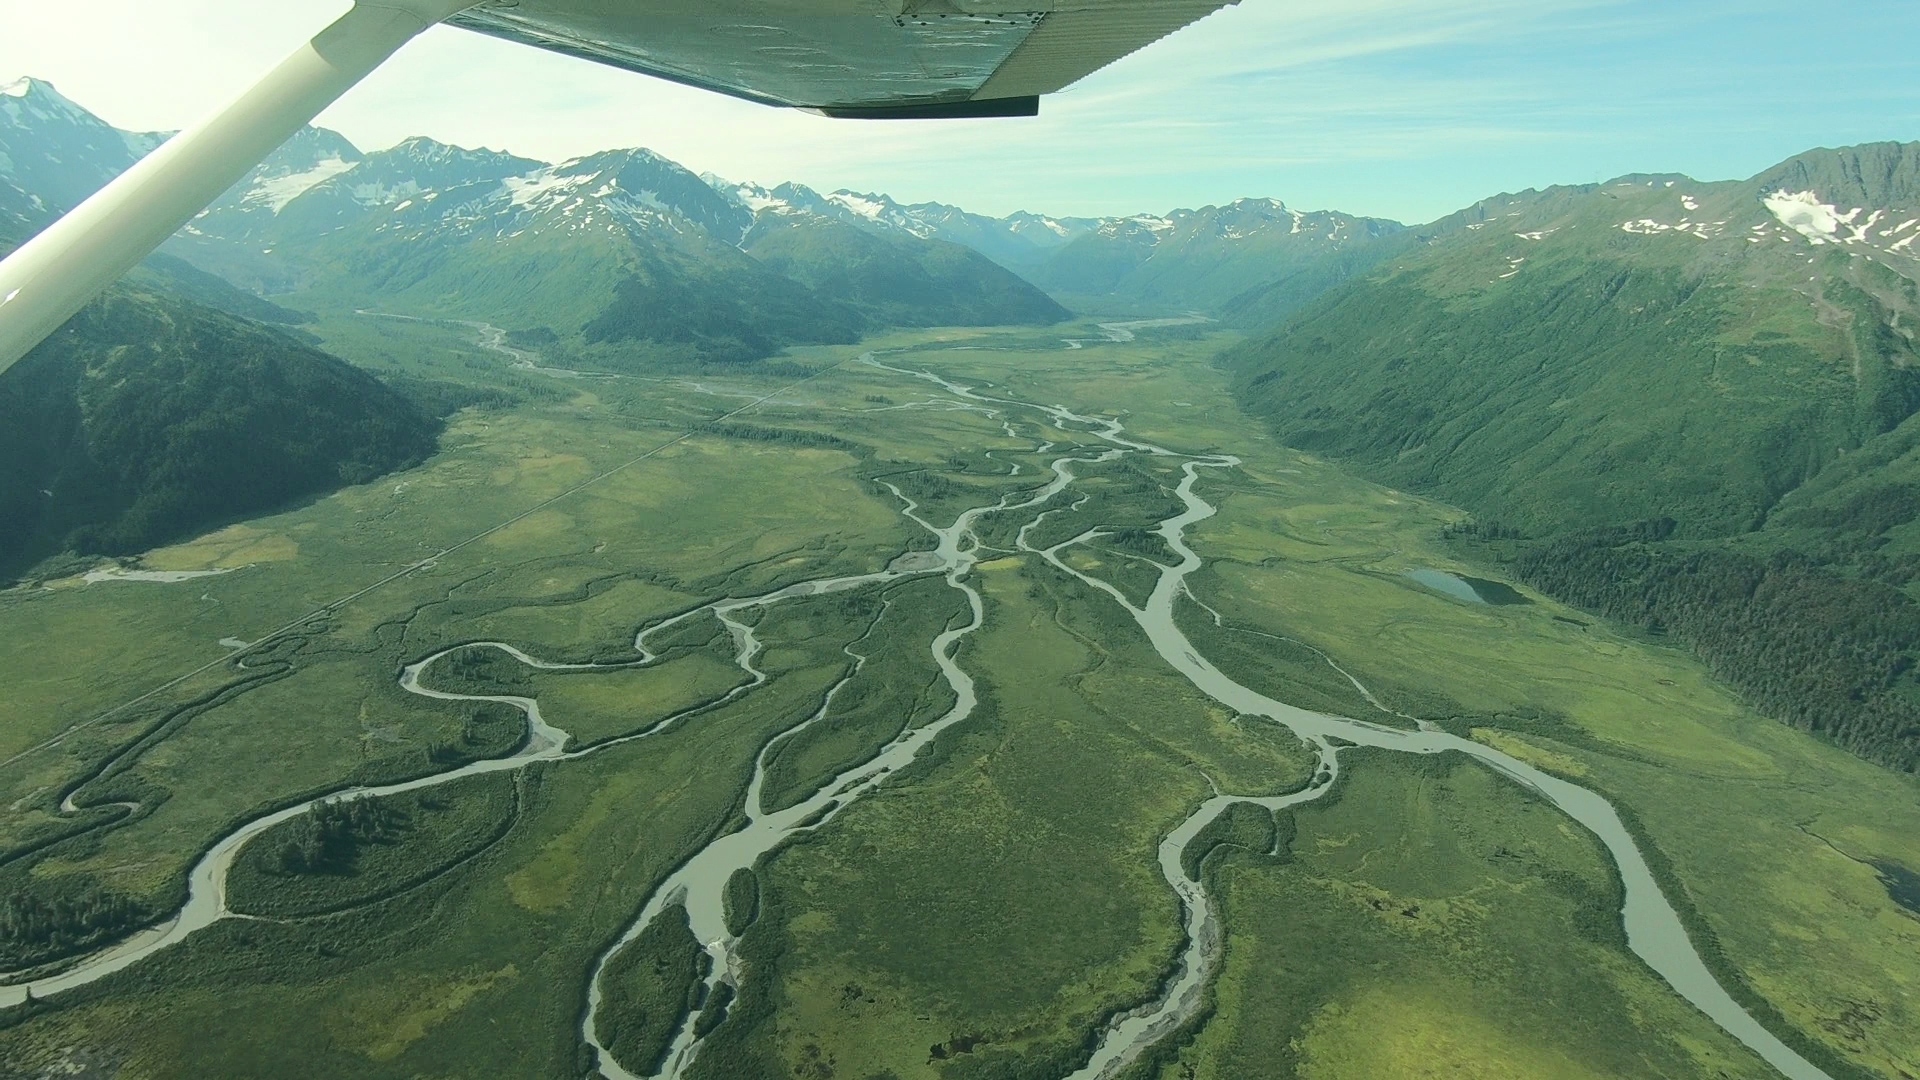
[2,76,1424,347]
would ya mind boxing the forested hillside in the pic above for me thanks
[0,281,439,581]
[1228,145,1920,771]
[742,211,1069,329]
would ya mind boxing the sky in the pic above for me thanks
[2,0,1917,224]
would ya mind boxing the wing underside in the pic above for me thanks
[446,0,1237,117]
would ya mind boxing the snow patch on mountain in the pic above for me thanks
[119,130,169,158]
[505,171,591,208]
[1762,190,1920,257]
[1765,190,1856,243]
[1620,218,1724,240]
[249,156,358,212]
[1098,214,1174,238]
[827,191,887,221]
[724,181,792,214]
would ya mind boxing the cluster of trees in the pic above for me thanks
[889,470,962,501]
[1104,526,1176,563]
[380,373,542,419]
[1181,802,1288,881]
[595,906,710,1077]
[1501,532,1920,771]
[440,649,531,696]
[1089,464,1187,526]
[276,797,406,876]
[0,885,148,968]
[1438,520,1529,542]
[706,423,864,456]
[427,705,525,766]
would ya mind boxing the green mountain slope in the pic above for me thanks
[1226,145,1920,770]
[0,282,440,581]
[576,245,865,366]
[742,212,1069,328]
[1228,169,1919,536]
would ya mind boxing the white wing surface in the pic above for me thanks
[449,0,1239,117]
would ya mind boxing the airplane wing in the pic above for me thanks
[446,0,1240,118]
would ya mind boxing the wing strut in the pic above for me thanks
[0,0,473,377]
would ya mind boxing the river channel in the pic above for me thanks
[0,354,1834,1080]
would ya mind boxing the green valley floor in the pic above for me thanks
[0,319,1913,1080]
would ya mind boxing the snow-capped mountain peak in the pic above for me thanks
[0,75,167,231]
[0,77,95,125]
[700,172,1100,270]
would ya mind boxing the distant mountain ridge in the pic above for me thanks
[705,177,1412,319]
[708,178,1099,276]
[195,133,1069,361]
[1031,197,1409,319]
[1,74,1414,343]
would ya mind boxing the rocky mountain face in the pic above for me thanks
[0,77,166,236]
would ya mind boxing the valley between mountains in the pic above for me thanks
[1,76,1919,1080]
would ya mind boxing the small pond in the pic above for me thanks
[1874,860,1920,915]
[1405,568,1531,606]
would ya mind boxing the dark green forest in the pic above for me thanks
[0,880,148,971]
[1451,521,1920,770]
[581,253,864,366]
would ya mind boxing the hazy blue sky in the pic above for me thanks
[2,0,1916,222]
